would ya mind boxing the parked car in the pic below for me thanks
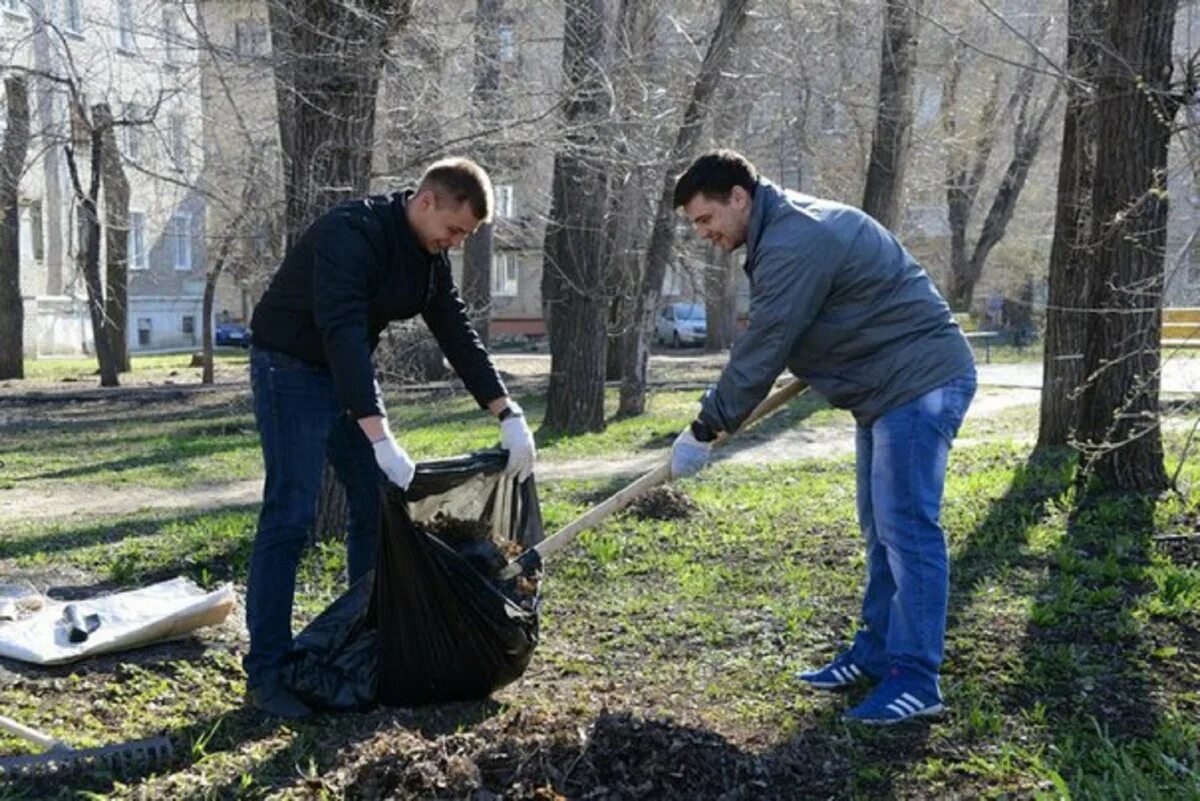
[214,321,251,348]
[655,302,707,348]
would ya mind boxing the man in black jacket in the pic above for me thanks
[245,158,536,718]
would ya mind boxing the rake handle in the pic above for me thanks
[498,378,808,580]
[0,714,63,751]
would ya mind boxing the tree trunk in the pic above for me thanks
[268,1,411,541]
[1075,0,1176,493]
[542,0,611,434]
[0,76,30,380]
[1038,0,1101,449]
[860,0,923,229]
[267,1,411,243]
[462,225,493,347]
[704,245,736,352]
[96,103,130,372]
[64,124,118,387]
[618,0,752,417]
[201,259,223,385]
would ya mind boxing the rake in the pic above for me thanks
[0,712,173,778]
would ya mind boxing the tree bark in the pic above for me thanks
[462,225,493,347]
[0,76,30,380]
[1038,0,1102,449]
[618,0,752,417]
[860,0,923,229]
[704,245,736,352]
[542,0,611,434]
[1075,0,1176,493]
[96,103,130,372]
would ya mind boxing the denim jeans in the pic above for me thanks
[244,346,383,687]
[848,371,976,688]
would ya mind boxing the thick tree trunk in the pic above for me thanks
[97,103,130,372]
[1075,0,1176,493]
[0,76,30,380]
[542,0,611,434]
[704,246,736,352]
[201,259,223,385]
[860,0,923,229]
[618,0,752,417]
[1038,0,1101,449]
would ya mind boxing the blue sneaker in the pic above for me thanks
[796,652,874,690]
[842,670,944,725]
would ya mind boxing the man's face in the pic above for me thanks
[681,186,751,252]
[411,190,481,253]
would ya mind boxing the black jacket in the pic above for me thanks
[250,192,506,419]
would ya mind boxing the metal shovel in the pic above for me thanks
[0,713,173,778]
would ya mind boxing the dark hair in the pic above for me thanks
[672,149,759,208]
[417,157,494,222]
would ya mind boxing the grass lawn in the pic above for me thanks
[0,384,1196,798]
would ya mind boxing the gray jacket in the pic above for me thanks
[699,179,974,430]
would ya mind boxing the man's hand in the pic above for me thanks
[498,400,536,482]
[371,433,416,490]
[671,425,713,479]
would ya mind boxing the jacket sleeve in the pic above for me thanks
[422,262,508,408]
[311,221,385,419]
[700,239,838,433]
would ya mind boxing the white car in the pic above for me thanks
[655,302,707,348]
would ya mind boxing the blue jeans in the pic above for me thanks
[244,347,383,687]
[848,372,976,688]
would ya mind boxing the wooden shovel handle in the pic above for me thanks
[499,378,808,578]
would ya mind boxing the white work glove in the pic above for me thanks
[371,432,416,490]
[499,400,536,482]
[671,424,713,479]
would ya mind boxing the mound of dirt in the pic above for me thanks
[626,486,697,521]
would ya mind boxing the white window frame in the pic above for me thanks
[235,19,267,57]
[498,24,516,62]
[1,0,27,19]
[62,0,83,34]
[491,252,519,297]
[169,213,192,270]
[128,210,148,270]
[116,0,135,52]
[495,184,514,218]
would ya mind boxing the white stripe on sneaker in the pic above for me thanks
[832,668,848,683]
[892,698,916,714]
[900,692,925,710]
[848,664,862,678]
[886,703,907,716]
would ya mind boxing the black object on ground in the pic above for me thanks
[282,449,543,710]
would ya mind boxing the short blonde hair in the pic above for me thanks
[417,157,494,223]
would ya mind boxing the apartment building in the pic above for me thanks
[2,0,208,357]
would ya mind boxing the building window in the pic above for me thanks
[181,315,195,334]
[128,211,147,269]
[495,184,514,218]
[162,8,181,65]
[235,19,268,57]
[116,0,135,51]
[137,317,152,347]
[63,0,83,33]
[29,200,44,262]
[169,113,188,171]
[169,213,191,270]
[1188,262,1200,286]
[491,252,518,297]
[123,102,140,161]
[498,24,516,62]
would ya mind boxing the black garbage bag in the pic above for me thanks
[280,449,543,710]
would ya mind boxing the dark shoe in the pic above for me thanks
[796,651,876,691]
[247,681,312,719]
[842,669,943,726]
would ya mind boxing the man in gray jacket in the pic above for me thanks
[670,149,976,725]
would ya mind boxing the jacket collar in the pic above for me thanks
[744,177,784,273]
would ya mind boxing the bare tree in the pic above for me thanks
[943,41,1062,311]
[1075,0,1179,493]
[97,103,130,372]
[861,0,923,228]
[0,76,30,380]
[703,246,736,352]
[1038,0,1101,449]
[541,0,613,433]
[618,0,753,417]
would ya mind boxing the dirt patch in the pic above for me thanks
[626,486,697,521]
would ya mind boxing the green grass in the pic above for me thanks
[0,395,1197,798]
[19,351,250,382]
